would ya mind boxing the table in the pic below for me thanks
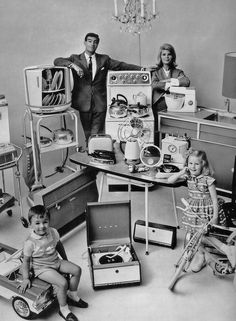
[70,143,184,254]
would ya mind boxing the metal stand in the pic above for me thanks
[0,144,26,226]
[23,107,79,188]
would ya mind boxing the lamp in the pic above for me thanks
[222,52,236,113]
[113,0,158,34]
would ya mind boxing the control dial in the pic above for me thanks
[168,144,177,153]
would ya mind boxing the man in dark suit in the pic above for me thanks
[54,32,144,144]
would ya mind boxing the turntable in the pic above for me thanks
[87,201,141,289]
[91,245,133,265]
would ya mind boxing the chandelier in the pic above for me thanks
[113,0,158,34]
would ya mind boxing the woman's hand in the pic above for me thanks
[17,278,31,294]
[170,78,180,86]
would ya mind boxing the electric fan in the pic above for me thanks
[117,117,151,145]
[117,117,152,163]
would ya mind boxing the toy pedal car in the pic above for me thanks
[0,243,56,319]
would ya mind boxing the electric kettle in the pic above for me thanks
[124,140,140,164]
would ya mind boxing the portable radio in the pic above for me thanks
[161,135,188,167]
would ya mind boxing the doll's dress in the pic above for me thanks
[182,174,226,234]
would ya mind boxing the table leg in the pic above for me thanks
[1,171,6,192]
[128,179,131,200]
[145,183,149,255]
[98,172,105,202]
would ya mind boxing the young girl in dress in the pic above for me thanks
[168,149,236,272]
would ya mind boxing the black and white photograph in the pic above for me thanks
[0,1,236,320]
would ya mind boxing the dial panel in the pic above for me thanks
[108,72,150,85]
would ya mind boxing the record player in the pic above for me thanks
[86,201,141,289]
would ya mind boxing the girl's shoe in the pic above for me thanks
[224,246,236,268]
[191,252,206,273]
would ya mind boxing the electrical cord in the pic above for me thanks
[45,115,69,178]
[23,119,70,179]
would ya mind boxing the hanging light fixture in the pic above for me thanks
[113,0,158,34]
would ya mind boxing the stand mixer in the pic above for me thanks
[165,87,197,112]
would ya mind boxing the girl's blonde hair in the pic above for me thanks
[156,43,177,69]
[186,150,213,176]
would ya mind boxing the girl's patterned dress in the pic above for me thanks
[182,174,225,234]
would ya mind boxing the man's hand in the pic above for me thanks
[69,63,84,78]
[17,278,31,294]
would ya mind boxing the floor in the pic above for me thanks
[0,172,236,321]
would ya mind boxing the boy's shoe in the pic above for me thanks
[59,311,78,321]
[191,252,206,273]
[67,297,89,308]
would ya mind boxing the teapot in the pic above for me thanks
[109,94,128,118]
[133,92,147,106]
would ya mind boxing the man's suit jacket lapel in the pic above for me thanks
[79,52,92,81]
[94,53,101,81]
[79,52,88,69]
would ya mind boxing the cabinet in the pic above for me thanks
[32,169,98,234]
[23,65,71,114]
[0,101,15,192]
[158,112,236,194]
[158,116,198,139]
[23,107,79,188]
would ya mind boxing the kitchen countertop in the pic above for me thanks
[159,107,236,129]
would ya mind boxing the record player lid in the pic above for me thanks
[86,201,131,247]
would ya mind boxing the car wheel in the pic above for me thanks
[12,296,32,319]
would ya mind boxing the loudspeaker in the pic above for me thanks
[133,220,177,249]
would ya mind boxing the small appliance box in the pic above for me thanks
[86,201,141,290]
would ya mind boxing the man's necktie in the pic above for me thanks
[88,56,92,79]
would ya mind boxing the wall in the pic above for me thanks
[0,0,236,146]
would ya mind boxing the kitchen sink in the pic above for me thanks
[204,112,236,125]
